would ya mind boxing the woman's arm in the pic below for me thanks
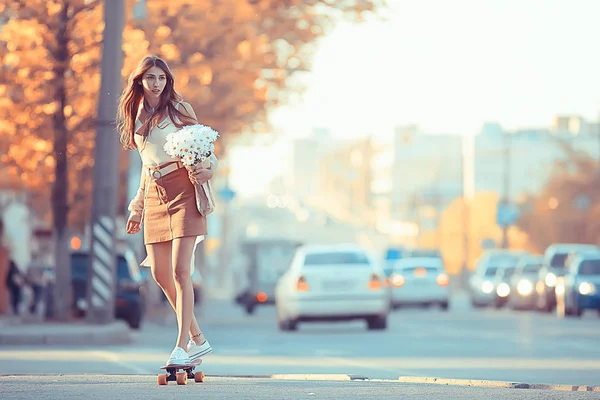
[127,168,147,222]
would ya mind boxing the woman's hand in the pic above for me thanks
[126,212,142,235]
[187,164,214,185]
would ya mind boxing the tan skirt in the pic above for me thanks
[143,164,207,245]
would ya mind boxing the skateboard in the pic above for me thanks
[158,359,204,385]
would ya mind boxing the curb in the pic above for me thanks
[0,322,132,346]
[206,374,369,381]
[397,376,600,392]
[208,375,600,391]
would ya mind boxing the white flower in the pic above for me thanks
[164,123,220,167]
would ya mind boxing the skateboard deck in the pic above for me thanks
[158,359,204,385]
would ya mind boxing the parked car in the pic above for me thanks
[237,238,302,315]
[508,255,544,310]
[469,249,527,308]
[191,269,204,306]
[555,250,600,317]
[403,248,443,260]
[275,244,390,331]
[389,257,449,310]
[535,243,598,312]
[70,249,146,329]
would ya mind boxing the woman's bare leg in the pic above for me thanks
[147,241,205,346]
[171,236,199,349]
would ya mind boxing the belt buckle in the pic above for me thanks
[152,170,162,179]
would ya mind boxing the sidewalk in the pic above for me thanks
[0,296,230,347]
[0,316,131,346]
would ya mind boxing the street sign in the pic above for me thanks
[496,201,519,227]
[218,187,236,203]
[481,238,496,249]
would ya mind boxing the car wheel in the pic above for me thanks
[278,318,297,331]
[440,301,449,311]
[366,315,387,330]
[245,304,255,315]
[128,313,142,330]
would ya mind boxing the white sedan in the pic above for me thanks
[275,244,390,331]
[389,257,450,310]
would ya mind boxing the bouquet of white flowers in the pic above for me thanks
[163,124,220,168]
[163,123,220,216]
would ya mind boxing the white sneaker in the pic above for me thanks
[187,339,212,362]
[166,346,191,366]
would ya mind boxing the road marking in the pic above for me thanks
[91,351,153,375]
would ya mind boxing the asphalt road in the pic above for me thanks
[1,293,599,387]
[1,375,598,400]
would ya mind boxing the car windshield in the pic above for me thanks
[579,260,600,276]
[489,254,520,265]
[501,267,516,278]
[550,253,569,268]
[72,253,133,281]
[408,250,441,258]
[485,267,499,276]
[523,264,541,273]
[117,256,131,279]
[304,251,370,266]
[71,254,88,281]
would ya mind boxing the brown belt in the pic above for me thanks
[145,161,184,180]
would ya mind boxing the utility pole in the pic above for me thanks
[500,132,511,249]
[86,0,125,324]
[461,135,475,288]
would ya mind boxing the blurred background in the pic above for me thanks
[1,0,600,386]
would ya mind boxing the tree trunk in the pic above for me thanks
[51,4,72,322]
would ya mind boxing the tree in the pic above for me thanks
[516,148,600,252]
[133,0,385,149]
[437,192,532,276]
[0,0,105,320]
[1,0,385,224]
[0,0,385,319]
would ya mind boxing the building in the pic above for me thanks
[391,125,463,224]
[474,117,600,200]
[317,137,375,225]
[390,115,600,232]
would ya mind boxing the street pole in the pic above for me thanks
[501,132,511,249]
[86,0,125,324]
[461,135,475,288]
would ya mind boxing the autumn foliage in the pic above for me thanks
[516,148,600,252]
[0,0,384,231]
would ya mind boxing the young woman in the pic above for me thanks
[117,55,216,366]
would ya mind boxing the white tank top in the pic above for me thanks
[134,105,182,167]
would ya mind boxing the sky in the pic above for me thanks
[230,0,600,197]
[271,0,600,139]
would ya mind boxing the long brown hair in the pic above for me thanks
[116,55,196,150]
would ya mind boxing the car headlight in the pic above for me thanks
[579,282,596,295]
[517,280,533,296]
[481,280,494,294]
[545,273,557,287]
[496,282,510,298]
[391,274,405,288]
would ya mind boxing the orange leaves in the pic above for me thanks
[159,43,180,61]
[155,25,171,40]
[46,1,63,16]
[0,0,384,227]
